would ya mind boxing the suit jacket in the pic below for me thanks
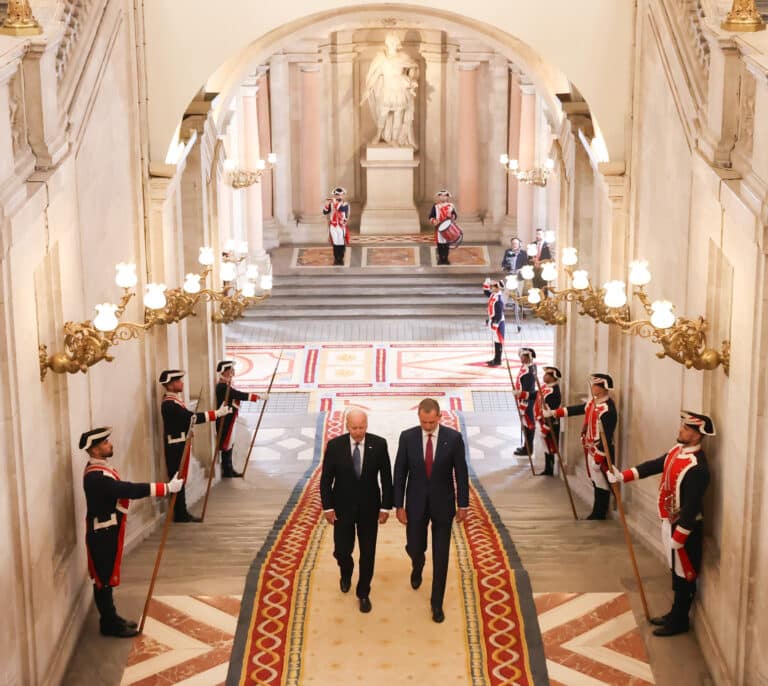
[501,249,527,273]
[320,433,393,517]
[393,425,469,523]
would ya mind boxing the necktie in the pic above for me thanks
[352,442,362,478]
[425,434,434,479]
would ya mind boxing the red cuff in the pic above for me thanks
[672,526,690,546]
[249,393,260,402]
[621,469,636,482]
[150,482,168,497]
[554,407,566,418]
[207,410,216,422]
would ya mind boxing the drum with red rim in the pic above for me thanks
[437,219,464,248]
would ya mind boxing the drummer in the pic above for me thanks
[429,189,458,266]
[323,187,350,266]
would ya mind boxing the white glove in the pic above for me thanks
[606,466,624,484]
[167,472,184,493]
[542,408,554,418]
[215,403,233,418]
[512,389,522,398]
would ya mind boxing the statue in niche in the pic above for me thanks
[361,34,419,148]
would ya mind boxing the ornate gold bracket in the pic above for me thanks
[0,0,43,36]
[722,0,765,32]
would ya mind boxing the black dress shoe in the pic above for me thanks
[410,569,422,590]
[513,446,528,456]
[359,597,372,613]
[653,623,689,637]
[100,622,139,638]
[116,616,138,630]
[536,470,554,477]
[486,361,501,367]
[174,513,201,523]
[222,470,243,478]
[340,576,351,593]
[649,614,670,627]
[431,607,445,623]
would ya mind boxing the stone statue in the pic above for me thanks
[361,34,419,148]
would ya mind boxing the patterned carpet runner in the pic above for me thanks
[226,410,548,686]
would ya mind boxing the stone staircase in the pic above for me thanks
[244,272,495,319]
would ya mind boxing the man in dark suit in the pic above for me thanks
[394,398,469,623]
[501,237,528,274]
[530,228,553,289]
[320,409,393,613]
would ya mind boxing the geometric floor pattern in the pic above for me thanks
[121,595,240,686]
[122,593,654,685]
[535,593,655,686]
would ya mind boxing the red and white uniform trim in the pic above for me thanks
[534,383,558,454]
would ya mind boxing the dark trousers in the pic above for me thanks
[436,244,450,264]
[333,509,379,598]
[220,448,237,476]
[165,450,192,520]
[93,584,118,628]
[406,509,453,609]
[332,245,346,264]
[669,574,696,628]
[492,342,502,364]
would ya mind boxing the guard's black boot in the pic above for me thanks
[221,449,242,478]
[487,343,502,366]
[586,486,610,520]
[94,586,138,638]
[537,453,554,476]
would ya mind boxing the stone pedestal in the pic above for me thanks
[360,145,420,234]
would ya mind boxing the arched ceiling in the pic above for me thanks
[145,1,633,166]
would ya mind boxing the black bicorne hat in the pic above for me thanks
[216,360,235,374]
[589,373,614,390]
[79,427,112,451]
[680,410,716,436]
[158,369,185,385]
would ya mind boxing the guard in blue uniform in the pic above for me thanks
[81,427,183,637]
[215,360,261,478]
[486,280,505,367]
[534,366,562,476]
[547,373,617,519]
[608,411,713,636]
[513,347,537,456]
[159,369,232,522]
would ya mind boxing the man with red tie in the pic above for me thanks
[215,360,261,478]
[607,411,713,636]
[394,398,469,623]
[530,228,553,289]
[80,426,183,636]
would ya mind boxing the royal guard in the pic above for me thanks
[513,347,537,456]
[323,187,350,265]
[486,280,505,367]
[608,411,713,636]
[159,369,232,522]
[534,366,562,476]
[545,373,616,519]
[429,189,457,265]
[80,427,184,637]
[215,360,261,478]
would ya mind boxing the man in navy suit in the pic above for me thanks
[394,398,469,623]
[320,409,393,613]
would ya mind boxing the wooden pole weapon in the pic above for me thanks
[534,373,579,520]
[504,347,535,476]
[242,351,283,478]
[598,420,651,621]
[139,408,199,633]
[199,380,232,522]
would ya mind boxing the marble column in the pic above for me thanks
[239,78,267,268]
[256,72,274,227]
[516,80,536,243]
[298,64,324,224]
[268,55,293,231]
[487,54,509,232]
[422,39,447,212]
[504,68,522,235]
[457,63,481,221]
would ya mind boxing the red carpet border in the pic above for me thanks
[226,411,548,685]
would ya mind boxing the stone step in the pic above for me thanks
[245,306,493,319]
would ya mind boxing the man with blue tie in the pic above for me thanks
[394,398,469,623]
[320,409,393,613]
